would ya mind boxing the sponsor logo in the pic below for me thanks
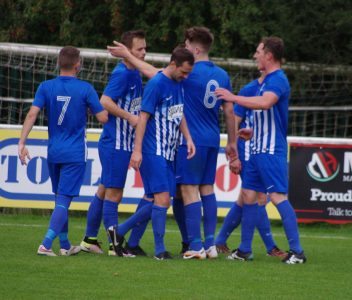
[130,97,141,113]
[306,151,340,182]
[167,104,183,121]
[310,188,352,202]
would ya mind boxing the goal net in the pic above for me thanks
[1,42,351,137]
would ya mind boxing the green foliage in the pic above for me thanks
[0,0,351,64]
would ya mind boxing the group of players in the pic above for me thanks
[18,26,306,264]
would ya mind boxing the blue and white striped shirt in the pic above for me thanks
[141,72,184,161]
[99,63,142,152]
[251,69,290,157]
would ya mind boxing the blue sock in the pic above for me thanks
[256,205,276,252]
[42,194,72,249]
[172,197,188,243]
[151,205,168,255]
[119,199,152,236]
[59,220,71,250]
[85,194,104,238]
[239,203,258,253]
[103,200,118,230]
[128,199,152,247]
[276,200,303,254]
[184,201,203,251]
[215,202,242,245]
[201,194,217,250]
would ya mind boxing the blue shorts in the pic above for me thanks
[47,162,86,197]
[99,146,131,189]
[176,145,219,185]
[242,153,288,194]
[140,153,176,197]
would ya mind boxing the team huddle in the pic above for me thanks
[18,26,306,264]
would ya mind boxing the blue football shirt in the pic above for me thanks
[181,61,232,147]
[141,72,184,161]
[99,62,143,151]
[251,69,290,156]
[33,76,104,163]
[234,78,260,162]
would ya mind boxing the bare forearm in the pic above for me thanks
[179,117,192,142]
[133,113,149,152]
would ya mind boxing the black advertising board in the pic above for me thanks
[289,143,352,224]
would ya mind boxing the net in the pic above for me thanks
[1,43,352,137]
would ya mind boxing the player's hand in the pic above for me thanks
[186,138,196,159]
[215,88,237,103]
[130,150,142,171]
[229,158,241,174]
[238,128,253,141]
[225,141,237,161]
[127,114,139,128]
[18,143,30,165]
[107,41,130,58]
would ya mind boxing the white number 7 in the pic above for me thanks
[57,96,71,125]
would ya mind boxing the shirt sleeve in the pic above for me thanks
[264,76,286,99]
[32,83,46,108]
[86,85,104,114]
[103,69,128,102]
[234,104,247,118]
[141,78,160,116]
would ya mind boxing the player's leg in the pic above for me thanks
[260,154,305,264]
[215,197,243,253]
[99,147,134,257]
[152,192,171,259]
[200,147,220,258]
[228,157,262,261]
[176,145,206,259]
[182,184,205,260]
[172,187,189,253]
[255,193,286,258]
[119,195,153,256]
[80,184,105,254]
[140,154,174,260]
[39,163,85,256]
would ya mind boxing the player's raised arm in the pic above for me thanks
[108,41,160,79]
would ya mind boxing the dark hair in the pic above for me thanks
[170,46,195,67]
[121,30,146,49]
[58,46,80,70]
[185,26,214,52]
[261,36,285,63]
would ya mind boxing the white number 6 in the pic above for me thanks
[203,80,219,109]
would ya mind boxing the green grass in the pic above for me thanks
[1,212,352,299]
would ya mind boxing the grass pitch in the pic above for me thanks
[0,211,351,299]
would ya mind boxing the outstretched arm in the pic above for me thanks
[215,88,278,110]
[18,106,40,165]
[107,41,160,79]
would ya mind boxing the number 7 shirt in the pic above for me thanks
[33,76,104,163]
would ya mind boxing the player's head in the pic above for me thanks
[184,26,214,55]
[254,36,284,70]
[58,46,81,72]
[169,46,194,82]
[121,30,147,61]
